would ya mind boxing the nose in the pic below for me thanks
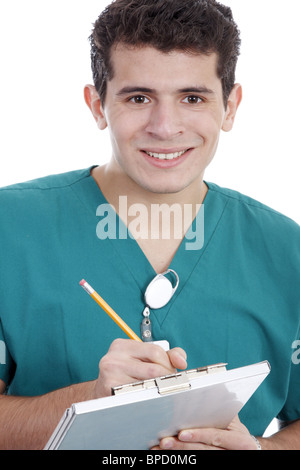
[145,100,184,140]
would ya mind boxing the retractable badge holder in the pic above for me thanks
[141,269,179,342]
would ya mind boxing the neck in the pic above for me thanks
[91,164,207,273]
[91,163,207,210]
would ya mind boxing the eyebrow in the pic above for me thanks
[179,87,215,95]
[116,87,155,96]
[116,86,215,96]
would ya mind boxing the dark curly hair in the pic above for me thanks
[89,0,241,107]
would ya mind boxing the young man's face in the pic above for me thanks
[87,44,241,195]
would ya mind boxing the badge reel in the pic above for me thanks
[141,269,179,345]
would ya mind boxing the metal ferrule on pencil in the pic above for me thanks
[80,280,94,295]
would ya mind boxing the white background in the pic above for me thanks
[0,0,297,437]
[0,0,299,225]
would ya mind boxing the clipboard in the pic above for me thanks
[44,361,270,450]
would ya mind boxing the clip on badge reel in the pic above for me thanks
[141,269,179,343]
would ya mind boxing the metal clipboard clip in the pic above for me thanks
[113,363,227,396]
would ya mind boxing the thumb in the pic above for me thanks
[167,347,188,370]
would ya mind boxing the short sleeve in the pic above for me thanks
[0,318,14,386]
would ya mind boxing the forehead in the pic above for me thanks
[108,44,221,92]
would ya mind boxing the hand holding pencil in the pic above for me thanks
[79,278,187,398]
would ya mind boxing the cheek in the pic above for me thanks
[106,115,129,151]
[107,111,143,147]
[107,119,142,171]
[192,121,220,153]
[190,118,222,165]
[189,105,222,132]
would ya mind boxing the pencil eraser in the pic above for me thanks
[79,279,86,286]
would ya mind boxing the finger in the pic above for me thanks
[134,342,177,372]
[167,347,188,370]
[109,338,170,366]
[178,428,258,450]
[109,339,185,373]
[157,436,224,451]
[105,339,177,377]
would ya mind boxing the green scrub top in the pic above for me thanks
[0,167,299,437]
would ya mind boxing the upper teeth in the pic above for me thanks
[146,150,187,160]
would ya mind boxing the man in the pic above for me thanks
[0,0,299,450]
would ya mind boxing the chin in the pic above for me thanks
[140,181,189,196]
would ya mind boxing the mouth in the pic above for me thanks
[143,149,190,161]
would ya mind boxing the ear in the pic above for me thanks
[222,84,242,132]
[84,85,107,130]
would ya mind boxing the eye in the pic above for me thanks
[182,95,203,104]
[129,95,150,104]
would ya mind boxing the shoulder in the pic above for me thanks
[206,181,300,249]
[0,167,96,232]
[0,167,94,208]
[0,167,93,194]
[207,181,300,227]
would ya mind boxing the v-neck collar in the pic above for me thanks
[71,167,229,326]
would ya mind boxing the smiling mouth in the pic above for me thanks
[143,149,190,160]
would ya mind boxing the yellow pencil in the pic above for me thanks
[80,279,142,342]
